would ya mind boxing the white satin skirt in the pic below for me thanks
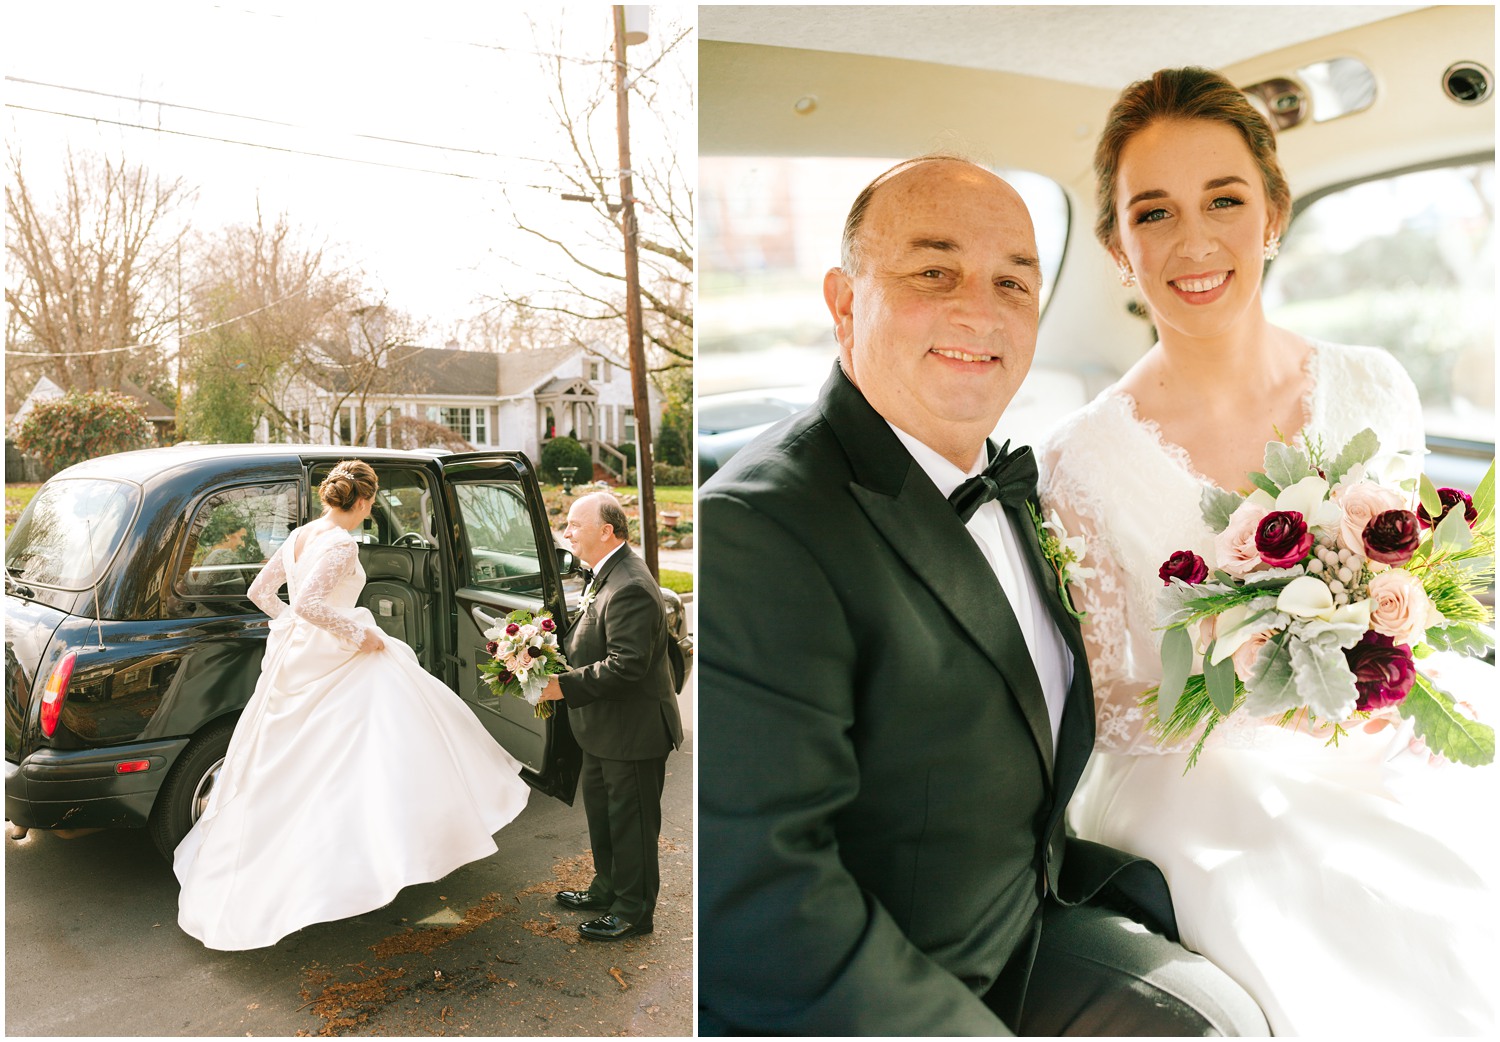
[173,608,529,950]
[1069,664,1500,1035]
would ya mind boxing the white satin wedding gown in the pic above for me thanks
[1040,341,1499,1035]
[174,522,530,950]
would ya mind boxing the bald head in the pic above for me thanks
[565,491,629,568]
[840,154,1027,274]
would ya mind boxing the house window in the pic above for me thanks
[338,406,353,445]
[588,359,602,381]
[427,405,487,444]
[623,407,636,441]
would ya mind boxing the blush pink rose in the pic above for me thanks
[1367,569,1435,646]
[1231,630,1273,683]
[1215,500,1270,578]
[1335,482,1405,553]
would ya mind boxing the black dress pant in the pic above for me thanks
[580,750,668,923]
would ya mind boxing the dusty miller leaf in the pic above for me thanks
[1264,441,1313,489]
[1287,639,1359,719]
[1200,485,1245,532]
[1325,428,1380,485]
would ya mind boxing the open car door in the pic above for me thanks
[438,452,581,804]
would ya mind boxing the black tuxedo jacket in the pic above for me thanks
[558,545,683,760]
[698,364,1172,1035]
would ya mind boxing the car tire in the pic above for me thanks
[148,719,237,862]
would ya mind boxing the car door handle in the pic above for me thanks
[471,605,499,631]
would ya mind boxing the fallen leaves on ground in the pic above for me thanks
[368,892,511,959]
[297,963,408,1037]
[608,966,628,990]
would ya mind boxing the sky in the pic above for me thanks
[4,2,694,340]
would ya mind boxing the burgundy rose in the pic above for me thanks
[540,617,556,632]
[485,640,499,656]
[1255,510,1313,568]
[1362,509,1422,566]
[526,645,544,658]
[1417,488,1477,530]
[497,669,514,683]
[505,622,521,635]
[1159,550,1209,586]
[1344,632,1416,711]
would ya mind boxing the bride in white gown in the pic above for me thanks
[1040,68,1498,1034]
[174,460,530,951]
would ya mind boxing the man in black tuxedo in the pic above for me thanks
[540,492,684,941]
[698,157,1266,1035]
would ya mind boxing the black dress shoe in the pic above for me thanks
[555,890,611,912]
[577,914,653,941]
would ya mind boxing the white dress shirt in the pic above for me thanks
[888,425,1074,751]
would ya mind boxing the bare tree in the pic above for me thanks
[309,301,426,447]
[491,11,693,374]
[5,148,192,406]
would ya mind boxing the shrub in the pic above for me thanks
[15,390,156,472]
[540,435,592,483]
[653,462,692,487]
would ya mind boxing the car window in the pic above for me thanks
[5,478,140,590]
[306,464,439,548]
[175,483,299,600]
[698,155,1069,395]
[451,480,545,597]
[1264,159,1495,446]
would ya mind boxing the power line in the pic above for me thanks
[5,282,317,358]
[4,102,571,190]
[5,75,559,167]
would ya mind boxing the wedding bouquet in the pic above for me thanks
[478,609,568,719]
[1145,428,1495,768]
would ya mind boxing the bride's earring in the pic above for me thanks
[1117,263,1136,288]
[1264,233,1281,261]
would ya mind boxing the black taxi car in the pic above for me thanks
[4,444,691,857]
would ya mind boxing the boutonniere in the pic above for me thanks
[580,583,599,611]
[1027,501,1094,621]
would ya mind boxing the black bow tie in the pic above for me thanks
[947,440,1038,522]
[578,566,595,585]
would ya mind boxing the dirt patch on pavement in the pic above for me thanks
[369,892,514,959]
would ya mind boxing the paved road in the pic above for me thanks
[5,730,692,1037]
[6,600,699,1038]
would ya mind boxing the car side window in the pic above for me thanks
[307,464,439,548]
[1264,159,1495,446]
[175,483,299,601]
[451,481,544,597]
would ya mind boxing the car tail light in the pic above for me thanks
[116,760,151,774]
[39,651,77,738]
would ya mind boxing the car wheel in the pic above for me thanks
[148,719,236,861]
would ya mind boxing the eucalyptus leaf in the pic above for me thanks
[1287,639,1359,719]
[1249,471,1282,498]
[1399,674,1496,767]
[1435,504,1476,552]
[1264,441,1313,489]
[1326,428,1380,485]
[1200,486,1246,532]
[1471,458,1495,526]
[1202,641,1239,715]
[1158,624,1194,721]
[1419,472,1444,520]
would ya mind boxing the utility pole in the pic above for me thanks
[613,4,657,579]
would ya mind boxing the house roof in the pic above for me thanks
[303,342,631,400]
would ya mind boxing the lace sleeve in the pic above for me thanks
[294,540,371,649]
[1043,487,1192,755]
[247,547,288,620]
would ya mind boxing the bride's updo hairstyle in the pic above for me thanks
[1093,66,1292,251]
[318,460,378,512]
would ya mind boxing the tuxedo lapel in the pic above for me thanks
[1007,499,1094,800]
[821,366,1056,777]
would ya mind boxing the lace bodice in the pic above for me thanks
[1039,340,1426,754]
[247,524,370,649]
